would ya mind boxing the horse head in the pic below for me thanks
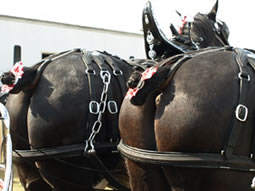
[184,0,230,47]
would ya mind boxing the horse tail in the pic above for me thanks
[126,55,191,106]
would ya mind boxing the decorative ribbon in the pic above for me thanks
[125,66,158,100]
[1,61,24,93]
[179,15,187,34]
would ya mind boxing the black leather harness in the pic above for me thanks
[118,47,255,173]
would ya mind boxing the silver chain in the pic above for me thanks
[85,70,111,154]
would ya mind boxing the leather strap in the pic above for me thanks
[224,48,251,159]
[81,50,98,141]
[118,140,255,172]
[103,54,126,98]
[13,142,118,161]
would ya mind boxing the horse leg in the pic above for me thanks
[14,161,52,191]
[34,158,97,191]
[6,93,51,191]
[119,94,171,191]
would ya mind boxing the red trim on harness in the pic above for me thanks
[125,66,158,100]
[1,61,24,93]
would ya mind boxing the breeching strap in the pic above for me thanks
[223,48,251,159]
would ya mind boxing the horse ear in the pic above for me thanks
[207,0,218,22]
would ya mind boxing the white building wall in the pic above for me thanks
[0,15,145,73]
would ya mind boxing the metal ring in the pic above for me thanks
[238,72,250,81]
[113,70,123,76]
[85,68,96,75]
[108,101,118,114]
[235,104,248,122]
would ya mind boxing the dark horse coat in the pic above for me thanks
[3,49,141,191]
[119,47,255,191]
[0,1,229,190]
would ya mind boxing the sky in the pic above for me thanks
[0,0,255,49]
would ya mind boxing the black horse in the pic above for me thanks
[2,49,146,191]
[118,47,255,191]
[0,1,229,190]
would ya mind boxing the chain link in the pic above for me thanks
[85,71,111,154]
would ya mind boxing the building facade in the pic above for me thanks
[0,15,145,73]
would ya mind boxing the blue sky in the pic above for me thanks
[0,0,254,49]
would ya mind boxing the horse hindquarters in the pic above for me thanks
[26,51,133,190]
[119,95,171,191]
[154,51,255,191]
[6,93,51,191]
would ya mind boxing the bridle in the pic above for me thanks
[214,19,230,46]
[181,14,230,47]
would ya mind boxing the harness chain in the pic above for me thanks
[92,52,119,142]
[82,50,120,153]
[81,50,130,190]
[102,54,126,98]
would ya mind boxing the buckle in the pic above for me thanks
[235,104,248,122]
[85,68,96,75]
[89,101,99,114]
[238,72,250,81]
[108,101,118,114]
[113,70,123,76]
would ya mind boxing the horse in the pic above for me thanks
[0,1,229,190]
[1,49,149,191]
[118,46,255,191]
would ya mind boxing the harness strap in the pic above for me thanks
[13,143,118,161]
[224,48,251,159]
[157,46,233,92]
[246,53,255,158]
[28,49,81,90]
[118,140,255,172]
[81,50,98,142]
[91,52,119,142]
[103,55,126,98]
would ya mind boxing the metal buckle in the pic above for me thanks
[89,101,99,114]
[238,72,250,81]
[235,104,248,122]
[146,31,154,45]
[108,101,118,114]
[113,70,123,76]
[85,68,96,75]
